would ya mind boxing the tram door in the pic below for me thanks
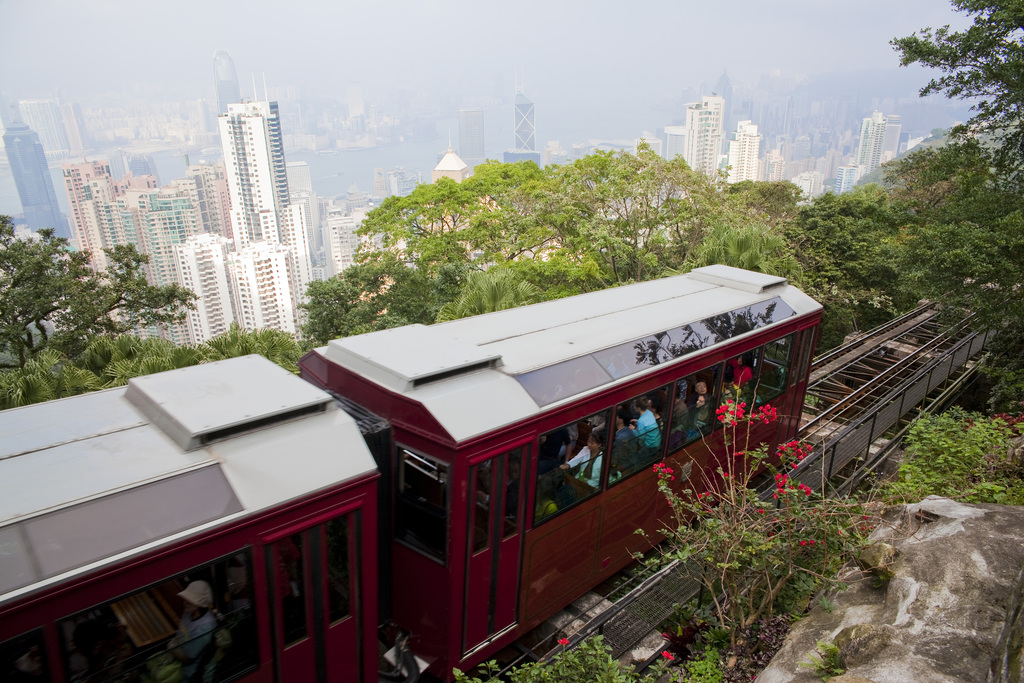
[266,511,361,683]
[463,446,526,655]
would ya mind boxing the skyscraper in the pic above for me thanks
[17,100,70,159]
[219,101,291,248]
[227,241,297,335]
[2,121,68,238]
[856,111,888,175]
[213,50,242,115]
[513,92,535,151]
[683,95,725,177]
[726,121,761,184]
[458,109,485,167]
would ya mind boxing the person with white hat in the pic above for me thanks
[170,580,217,680]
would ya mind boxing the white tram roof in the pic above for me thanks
[0,355,377,602]
[322,265,822,443]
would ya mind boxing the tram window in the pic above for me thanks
[471,460,494,553]
[797,328,817,382]
[666,365,722,454]
[534,410,610,525]
[57,551,258,683]
[723,349,762,407]
[1,629,50,682]
[326,517,352,623]
[276,534,307,646]
[609,385,672,485]
[503,449,524,539]
[756,335,795,404]
[396,447,449,562]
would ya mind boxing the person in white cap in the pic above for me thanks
[170,580,217,680]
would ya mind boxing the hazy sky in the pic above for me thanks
[2,0,972,105]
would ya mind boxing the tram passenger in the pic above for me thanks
[633,396,662,457]
[690,381,713,435]
[564,431,604,488]
[170,580,218,681]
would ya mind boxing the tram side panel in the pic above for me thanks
[0,476,380,683]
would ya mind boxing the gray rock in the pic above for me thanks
[756,499,1024,683]
[828,676,879,683]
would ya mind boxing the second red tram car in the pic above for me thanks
[0,265,821,683]
[300,264,821,679]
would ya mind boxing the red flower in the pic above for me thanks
[558,637,569,646]
[800,540,808,546]
[662,651,675,660]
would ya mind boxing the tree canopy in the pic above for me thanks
[0,216,195,368]
[892,1,1024,174]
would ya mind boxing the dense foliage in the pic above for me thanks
[0,217,195,368]
[884,408,1024,504]
[892,0,1024,175]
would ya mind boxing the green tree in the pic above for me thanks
[788,187,911,349]
[300,255,437,345]
[436,267,543,321]
[0,217,195,368]
[202,323,303,373]
[727,180,804,227]
[0,349,101,409]
[884,140,1024,408]
[79,334,206,386]
[544,145,735,285]
[680,222,802,281]
[892,1,1024,174]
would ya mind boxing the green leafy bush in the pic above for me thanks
[885,408,1024,504]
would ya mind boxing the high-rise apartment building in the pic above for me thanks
[323,206,363,277]
[683,95,725,177]
[213,50,242,115]
[665,126,686,160]
[17,100,70,159]
[513,92,536,151]
[173,234,236,344]
[726,121,761,184]
[881,114,902,162]
[793,171,824,199]
[835,165,860,193]
[62,160,157,270]
[856,111,888,175]
[227,241,297,335]
[458,109,486,167]
[219,101,291,248]
[2,121,69,237]
[186,162,233,240]
[122,187,201,290]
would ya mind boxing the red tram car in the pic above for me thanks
[300,265,821,679]
[0,356,382,683]
[0,265,821,683]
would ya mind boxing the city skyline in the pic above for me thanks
[2,2,973,138]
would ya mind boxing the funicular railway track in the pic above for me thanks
[521,305,991,675]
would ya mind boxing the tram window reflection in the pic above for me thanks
[533,411,610,525]
[609,384,671,485]
[57,551,258,683]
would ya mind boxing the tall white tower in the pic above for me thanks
[726,121,761,184]
[218,101,291,248]
[856,111,888,175]
[683,95,725,177]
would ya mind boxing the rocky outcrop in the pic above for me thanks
[756,497,1024,683]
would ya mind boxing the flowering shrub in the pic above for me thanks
[654,399,868,646]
